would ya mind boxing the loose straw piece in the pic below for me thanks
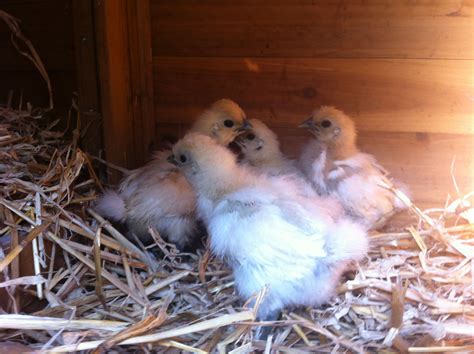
[0,222,51,273]
[0,275,45,288]
[0,314,127,331]
[32,192,44,299]
[409,344,474,353]
[48,311,255,352]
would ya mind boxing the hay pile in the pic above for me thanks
[0,105,473,353]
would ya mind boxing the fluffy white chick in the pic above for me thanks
[298,106,408,230]
[169,133,368,323]
[95,99,250,250]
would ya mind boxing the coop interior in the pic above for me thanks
[0,1,473,353]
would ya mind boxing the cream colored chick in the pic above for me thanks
[299,106,408,230]
[236,118,298,176]
[169,133,368,324]
[95,99,250,250]
[235,118,344,219]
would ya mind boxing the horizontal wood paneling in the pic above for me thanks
[153,57,474,134]
[154,122,474,208]
[151,0,474,59]
[151,1,474,208]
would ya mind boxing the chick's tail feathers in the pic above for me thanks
[95,190,127,222]
[326,219,368,262]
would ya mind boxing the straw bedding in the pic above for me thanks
[0,105,473,353]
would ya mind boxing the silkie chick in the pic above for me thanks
[236,118,344,219]
[236,118,298,177]
[298,106,408,230]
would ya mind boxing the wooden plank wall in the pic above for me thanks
[151,0,474,208]
[0,0,76,109]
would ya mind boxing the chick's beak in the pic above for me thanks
[299,117,316,130]
[167,154,178,165]
[236,119,252,132]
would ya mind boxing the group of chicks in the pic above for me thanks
[96,99,407,328]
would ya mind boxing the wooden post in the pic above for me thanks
[93,0,155,180]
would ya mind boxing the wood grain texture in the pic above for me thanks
[126,0,156,160]
[95,0,134,176]
[95,0,155,176]
[151,0,474,59]
[153,57,474,134]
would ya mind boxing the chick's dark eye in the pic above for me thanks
[224,119,234,128]
[246,133,256,141]
[179,154,187,163]
[321,120,332,128]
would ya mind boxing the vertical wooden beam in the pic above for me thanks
[72,0,102,157]
[94,0,155,180]
[126,0,156,161]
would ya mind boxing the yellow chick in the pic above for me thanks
[299,106,408,230]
